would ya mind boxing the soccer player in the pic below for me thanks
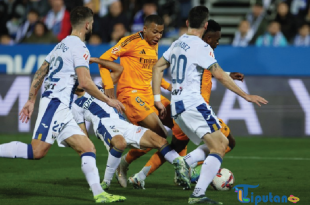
[0,6,126,203]
[99,14,189,188]
[201,19,244,153]
[72,58,190,190]
[133,19,244,187]
[152,6,267,204]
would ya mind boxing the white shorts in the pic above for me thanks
[174,102,221,145]
[95,118,148,150]
[32,97,86,147]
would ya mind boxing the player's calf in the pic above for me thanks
[31,139,52,159]
[65,134,96,156]
[103,135,126,187]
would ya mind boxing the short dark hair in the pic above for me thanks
[188,6,209,29]
[70,6,93,28]
[144,15,164,26]
[203,19,221,37]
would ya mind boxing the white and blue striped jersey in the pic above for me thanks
[163,34,217,117]
[72,86,125,132]
[42,36,90,108]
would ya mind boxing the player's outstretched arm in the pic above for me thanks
[76,66,125,113]
[90,57,124,84]
[210,63,268,106]
[152,57,170,119]
[19,61,49,123]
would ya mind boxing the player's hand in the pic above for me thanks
[230,72,244,82]
[89,57,98,64]
[245,95,268,107]
[107,98,125,114]
[155,101,166,119]
[19,101,35,123]
[105,88,116,99]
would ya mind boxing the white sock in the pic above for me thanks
[159,144,179,164]
[163,150,179,164]
[104,148,122,184]
[192,154,222,197]
[184,144,209,166]
[81,153,103,196]
[0,141,33,159]
[137,166,151,181]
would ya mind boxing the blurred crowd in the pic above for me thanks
[233,0,310,47]
[0,0,309,47]
[0,0,192,45]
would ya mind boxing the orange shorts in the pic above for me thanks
[120,93,170,125]
[219,118,230,137]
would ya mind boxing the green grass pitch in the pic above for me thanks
[0,135,309,205]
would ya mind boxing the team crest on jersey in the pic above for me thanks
[111,46,121,54]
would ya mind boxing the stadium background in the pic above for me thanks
[1,0,309,137]
[0,0,309,205]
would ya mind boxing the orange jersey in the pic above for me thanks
[99,32,170,98]
[201,69,212,104]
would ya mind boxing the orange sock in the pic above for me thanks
[145,151,166,176]
[125,148,152,164]
[178,146,187,157]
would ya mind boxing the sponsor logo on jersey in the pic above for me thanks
[82,96,95,109]
[139,49,146,54]
[172,87,183,95]
[41,123,48,128]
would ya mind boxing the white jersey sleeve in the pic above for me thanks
[162,41,176,63]
[72,103,85,124]
[72,45,91,69]
[197,44,217,70]
[45,50,53,64]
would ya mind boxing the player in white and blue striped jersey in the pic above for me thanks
[72,78,191,190]
[0,6,126,203]
[152,6,268,204]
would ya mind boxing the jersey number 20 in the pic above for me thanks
[171,54,187,84]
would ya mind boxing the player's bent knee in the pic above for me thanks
[111,135,127,150]
[156,136,168,149]
[32,149,47,159]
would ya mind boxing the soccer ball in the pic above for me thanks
[210,168,235,191]
[190,165,234,191]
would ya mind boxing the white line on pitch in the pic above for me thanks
[225,156,310,161]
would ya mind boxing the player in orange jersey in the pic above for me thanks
[98,15,189,189]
